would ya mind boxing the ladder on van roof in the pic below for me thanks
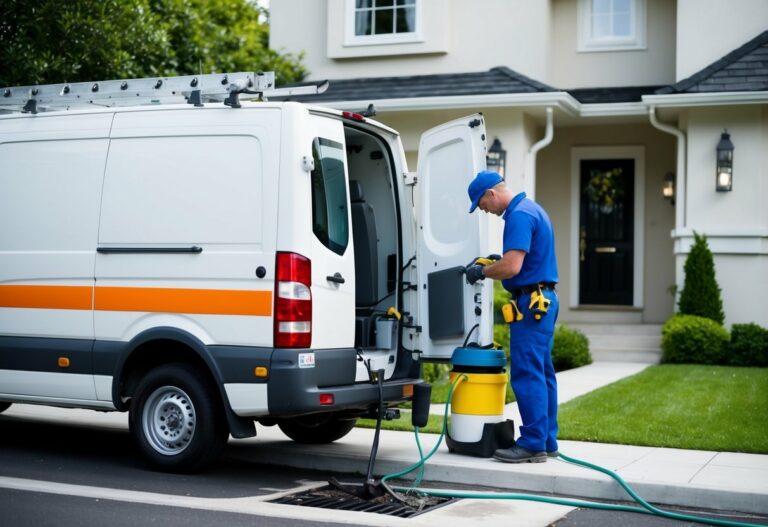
[0,71,328,114]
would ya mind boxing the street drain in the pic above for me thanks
[270,484,457,518]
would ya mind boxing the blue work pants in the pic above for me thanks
[508,289,559,453]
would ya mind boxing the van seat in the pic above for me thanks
[350,180,378,308]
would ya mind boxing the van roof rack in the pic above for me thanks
[0,71,328,114]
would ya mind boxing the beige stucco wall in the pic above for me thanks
[683,106,768,231]
[550,0,676,88]
[676,0,768,81]
[537,123,677,323]
[271,0,552,81]
[675,105,768,327]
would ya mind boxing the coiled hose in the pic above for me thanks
[382,374,763,527]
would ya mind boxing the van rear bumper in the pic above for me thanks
[214,346,421,417]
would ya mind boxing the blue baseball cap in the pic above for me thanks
[468,170,503,213]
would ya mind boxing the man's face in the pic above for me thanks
[477,189,504,216]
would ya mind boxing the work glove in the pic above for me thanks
[465,264,485,285]
[471,254,501,267]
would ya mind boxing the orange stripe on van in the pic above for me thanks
[94,286,272,316]
[0,285,93,310]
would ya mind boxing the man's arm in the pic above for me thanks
[483,250,525,280]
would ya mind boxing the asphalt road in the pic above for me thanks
[1,406,766,527]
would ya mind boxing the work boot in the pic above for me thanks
[493,446,546,463]
[547,450,560,458]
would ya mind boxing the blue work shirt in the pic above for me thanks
[501,192,559,292]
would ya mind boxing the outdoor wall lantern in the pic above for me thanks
[716,129,734,192]
[487,137,506,178]
[663,171,675,205]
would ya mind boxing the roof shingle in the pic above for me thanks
[656,30,768,94]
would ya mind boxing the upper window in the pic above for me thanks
[577,0,646,52]
[345,0,422,46]
[311,138,349,256]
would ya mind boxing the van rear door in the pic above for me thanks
[414,114,493,360]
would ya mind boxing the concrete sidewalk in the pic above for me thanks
[233,361,768,516]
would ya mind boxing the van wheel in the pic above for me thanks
[129,363,227,473]
[0,402,11,413]
[278,413,357,444]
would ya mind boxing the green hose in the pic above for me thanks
[381,374,762,527]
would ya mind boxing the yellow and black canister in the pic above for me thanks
[445,347,516,457]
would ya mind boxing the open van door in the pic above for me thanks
[415,114,493,360]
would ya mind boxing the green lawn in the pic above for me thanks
[357,410,448,435]
[558,364,768,453]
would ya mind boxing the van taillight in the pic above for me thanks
[274,252,312,348]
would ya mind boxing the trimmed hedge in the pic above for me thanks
[552,325,592,372]
[662,314,729,365]
[729,323,768,367]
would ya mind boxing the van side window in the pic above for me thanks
[311,138,349,255]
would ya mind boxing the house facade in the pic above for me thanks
[270,0,768,327]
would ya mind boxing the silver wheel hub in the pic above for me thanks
[142,386,196,456]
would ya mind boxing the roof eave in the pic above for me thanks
[643,91,768,108]
[313,91,581,116]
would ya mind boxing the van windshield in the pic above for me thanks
[310,138,349,256]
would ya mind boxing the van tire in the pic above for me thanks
[278,413,357,444]
[129,363,227,473]
[0,402,11,413]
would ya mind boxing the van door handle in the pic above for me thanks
[326,273,345,284]
[97,246,203,254]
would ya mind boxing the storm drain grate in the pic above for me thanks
[269,485,457,518]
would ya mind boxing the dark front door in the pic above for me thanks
[579,158,634,305]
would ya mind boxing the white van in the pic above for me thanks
[0,72,493,471]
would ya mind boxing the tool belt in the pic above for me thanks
[511,282,557,298]
[502,283,557,324]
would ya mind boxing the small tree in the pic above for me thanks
[678,232,725,325]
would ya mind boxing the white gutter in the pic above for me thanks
[643,91,768,108]
[579,102,648,117]
[524,107,554,199]
[316,92,581,116]
[648,107,686,232]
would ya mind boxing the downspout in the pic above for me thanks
[524,107,554,200]
[649,107,687,311]
[648,107,686,232]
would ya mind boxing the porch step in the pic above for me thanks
[562,323,663,364]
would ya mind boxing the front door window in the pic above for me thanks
[579,159,634,305]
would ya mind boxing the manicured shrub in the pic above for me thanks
[421,362,450,384]
[678,232,725,325]
[661,314,729,365]
[551,325,592,372]
[493,281,508,325]
[729,323,768,367]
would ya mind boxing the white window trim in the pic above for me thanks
[344,0,424,47]
[569,146,645,309]
[577,0,646,53]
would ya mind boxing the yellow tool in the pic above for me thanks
[386,307,402,320]
[502,300,523,323]
[528,287,551,321]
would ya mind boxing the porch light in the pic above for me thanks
[663,172,675,205]
[716,130,734,192]
[487,138,506,179]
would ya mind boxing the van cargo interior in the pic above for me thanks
[344,126,401,359]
